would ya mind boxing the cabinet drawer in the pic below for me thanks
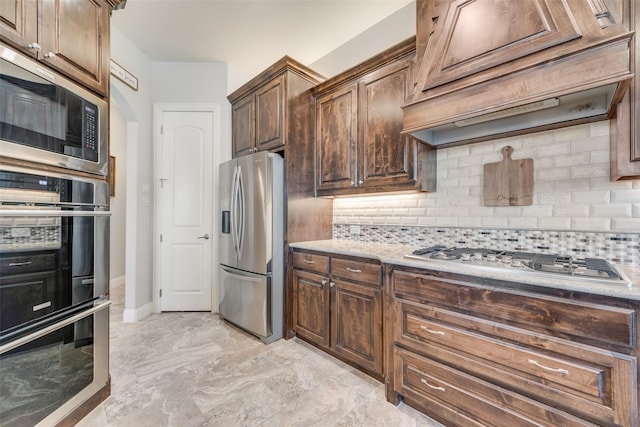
[396,302,638,427]
[392,270,636,348]
[292,252,329,274]
[331,258,380,285]
[1,252,57,276]
[394,347,600,427]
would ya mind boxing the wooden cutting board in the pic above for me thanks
[483,146,533,206]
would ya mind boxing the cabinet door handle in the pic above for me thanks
[346,267,362,273]
[321,279,327,286]
[44,52,56,59]
[420,325,445,336]
[303,259,315,264]
[9,261,33,267]
[28,42,41,51]
[329,281,335,288]
[421,378,445,392]
[528,359,569,375]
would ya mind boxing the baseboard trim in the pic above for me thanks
[122,301,153,323]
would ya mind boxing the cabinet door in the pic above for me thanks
[232,94,255,158]
[331,278,383,375]
[359,58,418,191]
[292,269,330,347]
[418,0,581,92]
[0,0,37,56]
[255,74,285,152]
[39,0,110,95]
[316,84,358,192]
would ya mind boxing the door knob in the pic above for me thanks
[197,234,210,240]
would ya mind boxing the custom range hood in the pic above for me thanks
[403,0,635,148]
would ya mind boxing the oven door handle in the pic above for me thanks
[0,300,111,355]
[0,210,111,217]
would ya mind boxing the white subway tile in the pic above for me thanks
[490,206,522,217]
[426,207,448,217]
[554,152,590,168]
[458,217,482,227]
[521,205,553,217]
[589,120,610,137]
[554,178,590,192]
[572,190,609,204]
[535,168,570,181]
[611,189,640,203]
[553,204,589,217]
[571,136,608,153]
[447,207,470,217]
[571,217,611,231]
[570,164,608,179]
[591,204,631,217]
[481,216,508,227]
[539,192,572,205]
[507,217,538,229]
[533,181,555,194]
[537,217,571,229]
[436,217,459,226]
[611,218,640,232]
[552,125,589,142]
[445,145,471,158]
[418,216,438,226]
[634,204,640,218]
[591,176,632,190]
[533,157,555,169]
[537,141,571,157]
[418,197,437,208]
[589,149,609,164]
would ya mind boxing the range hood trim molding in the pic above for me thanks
[404,32,634,147]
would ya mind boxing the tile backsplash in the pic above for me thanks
[333,121,640,266]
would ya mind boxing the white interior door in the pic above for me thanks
[157,108,215,311]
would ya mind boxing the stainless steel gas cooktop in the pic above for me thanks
[405,246,632,287]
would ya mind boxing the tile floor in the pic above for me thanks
[78,284,444,427]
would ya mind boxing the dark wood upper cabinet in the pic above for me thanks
[405,0,635,150]
[611,0,640,180]
[316,84,358,192]
[314,37,436,197]
[0,0,111,95]
[228,57,324,158]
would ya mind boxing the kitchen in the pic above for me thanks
[1,0,639,426]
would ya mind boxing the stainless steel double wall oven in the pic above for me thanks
[0,43,110,427]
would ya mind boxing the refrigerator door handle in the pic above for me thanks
[237,166,245,259]
[230,165,240,259]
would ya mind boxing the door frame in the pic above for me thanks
[152,103,221,314]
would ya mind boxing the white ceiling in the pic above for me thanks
[110,0,414,79]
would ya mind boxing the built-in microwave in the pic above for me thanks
[0,44,108,176]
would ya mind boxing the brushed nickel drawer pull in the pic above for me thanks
[421,378,445,392]
[528,359,569,375]
[420,325,445,336]
[346,267,362,273]
[303,260,315,264]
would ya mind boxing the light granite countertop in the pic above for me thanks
[289,239,640,301]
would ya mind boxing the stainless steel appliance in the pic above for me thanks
[406,246,632,287]
[0,44,108,176]
[218,151,284,344]
[0,166,110,427]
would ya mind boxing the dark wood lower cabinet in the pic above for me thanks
[291,250,383,378]
[387,266,639,427]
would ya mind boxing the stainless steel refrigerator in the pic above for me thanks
[218,151,284,344]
